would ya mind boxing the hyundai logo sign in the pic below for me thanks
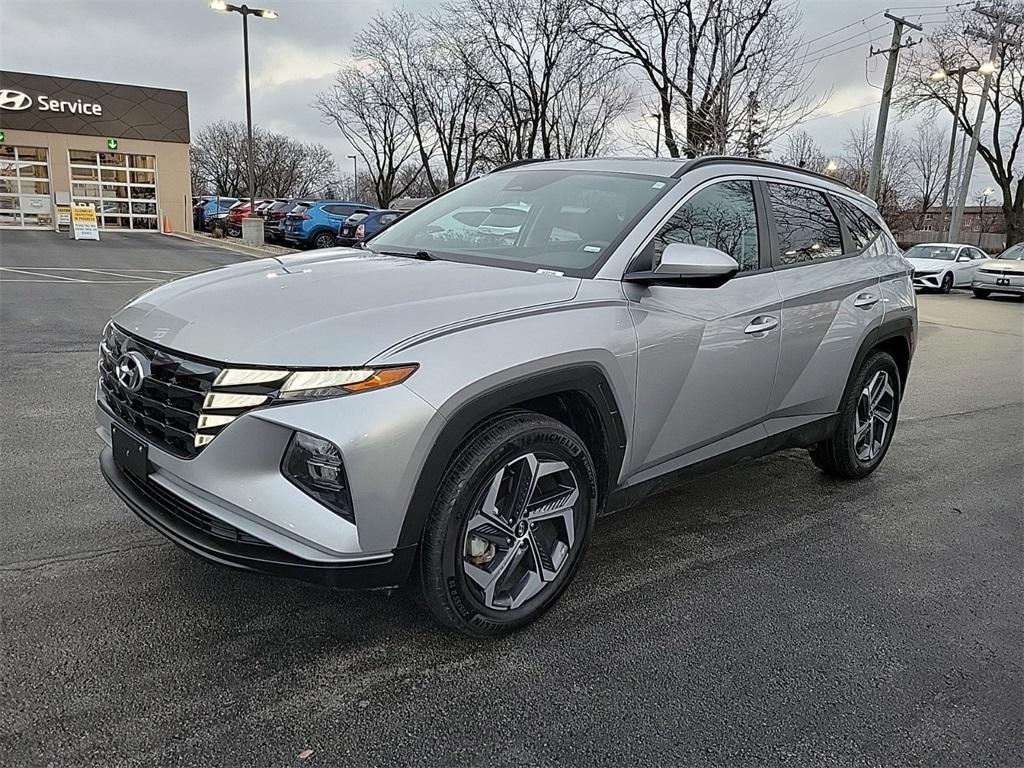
[0,89,32,111]
[0,88,103,115]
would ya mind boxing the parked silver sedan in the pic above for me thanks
[973,243,1024,299]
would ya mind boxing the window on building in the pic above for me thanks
[767,183,843,265]
[69,151,157,230]
[0,146,52,228]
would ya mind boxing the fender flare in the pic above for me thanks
[398,364,627,549]
[841,313,914,406]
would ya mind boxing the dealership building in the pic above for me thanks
[0,70,192,232]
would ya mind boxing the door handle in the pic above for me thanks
[744,316,779,335]
[854,293,879,308]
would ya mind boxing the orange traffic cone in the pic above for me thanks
[162,215,172,234]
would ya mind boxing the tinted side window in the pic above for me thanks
[767,183,843,265]
[649,180,761,273]
[833,196,882,252]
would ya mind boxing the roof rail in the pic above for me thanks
[487,158,550,174]
[673,155,856,191]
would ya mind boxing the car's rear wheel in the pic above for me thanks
[419,411,597,637]
[312,231,335,249]
[940,272,954,293]
[811,351,901,479]
[973,288,991,299]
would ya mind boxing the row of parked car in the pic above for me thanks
[193,196,401,250]
[905,241,1024,300]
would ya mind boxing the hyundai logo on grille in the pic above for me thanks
[0,90,32,111]
[115,351,149,393]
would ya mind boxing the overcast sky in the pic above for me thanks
[0,0,998,197]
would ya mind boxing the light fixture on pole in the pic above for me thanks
[929,61,982,229]
[645,113,662,158]
[209,0,277,210]
[825,160,839,174]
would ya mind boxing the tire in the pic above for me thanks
[418,411,597,637]
[973,288,991,299]
[939,272,954,293]
[810,351,901,479]
[311,231,335,249]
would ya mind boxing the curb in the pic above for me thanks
[165,231,297,260]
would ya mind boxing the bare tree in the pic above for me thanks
[779,130,828,171]
[836,119,909,217]
[354,10,489,194]
[316,67,420,207]
[582,0,823,158]
[191,121,338,198]
[906,122,948,227]
[898,2,1024,245]
[446,0,604,162]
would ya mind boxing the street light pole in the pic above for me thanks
[348,154,357,197]
[209,1,277,206]
[932,67,969,227]
[645,113,662,158]
[242,10,254,205]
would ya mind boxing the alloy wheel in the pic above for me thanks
[853,370,895,462]
[462,452,580,611]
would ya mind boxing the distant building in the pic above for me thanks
[921,205,1006,234]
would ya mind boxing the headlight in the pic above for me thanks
[278,364,418,400]
[281,431,354,522]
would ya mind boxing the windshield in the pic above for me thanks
[905,245,957,261]
[996,244,1023,260]
[367,169,672,276]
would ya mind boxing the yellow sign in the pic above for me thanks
[71,203,100,241]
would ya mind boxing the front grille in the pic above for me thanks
[979,267,1018,275]
[99,325,221,457]
[98,324,284,458]
[124,469,270,548]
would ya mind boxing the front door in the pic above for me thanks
[624,179,782,481]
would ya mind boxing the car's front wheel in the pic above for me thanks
[939,272,954,293]
[419,411,597,637]
[811,350,901,479]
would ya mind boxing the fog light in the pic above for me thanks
[281,431,354,523]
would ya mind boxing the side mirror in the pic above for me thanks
[957,254,971,262]
[625,242,740,287]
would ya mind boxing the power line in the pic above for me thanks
[802,23,888,59]
[801,100,880,124]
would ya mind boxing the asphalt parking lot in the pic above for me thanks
[1,230,1021,767]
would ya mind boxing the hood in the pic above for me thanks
[981,259,1024,273]
[907,257,955,271]
[112,249,581,366]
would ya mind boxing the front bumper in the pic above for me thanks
[973,273,1024,295]
[911,272,943,290]
[95,378,444,586]
[100,448,415,588]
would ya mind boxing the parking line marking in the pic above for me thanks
[0,267,88,282]
[79,268,162,281]
[0,267,191,274]
[0,278,158,284]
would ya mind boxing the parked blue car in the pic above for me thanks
[282,200,372,249]
[336,208,402,247]
[193,196,238,232]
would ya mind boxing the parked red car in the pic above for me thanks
[226,199,270,237]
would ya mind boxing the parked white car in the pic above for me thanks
[973,243,1024,299]
[905,242,989,293]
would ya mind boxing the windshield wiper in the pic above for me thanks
[374,249,438,261]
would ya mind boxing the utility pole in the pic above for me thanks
[867,13,923,201]
[948,4,1018,241]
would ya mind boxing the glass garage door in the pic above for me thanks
[0,145,53,228]
[69,150,158,230]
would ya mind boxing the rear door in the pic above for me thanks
[625,178,782,481]
[764,182,885,427]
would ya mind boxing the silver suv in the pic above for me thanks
[97,157,916,636]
